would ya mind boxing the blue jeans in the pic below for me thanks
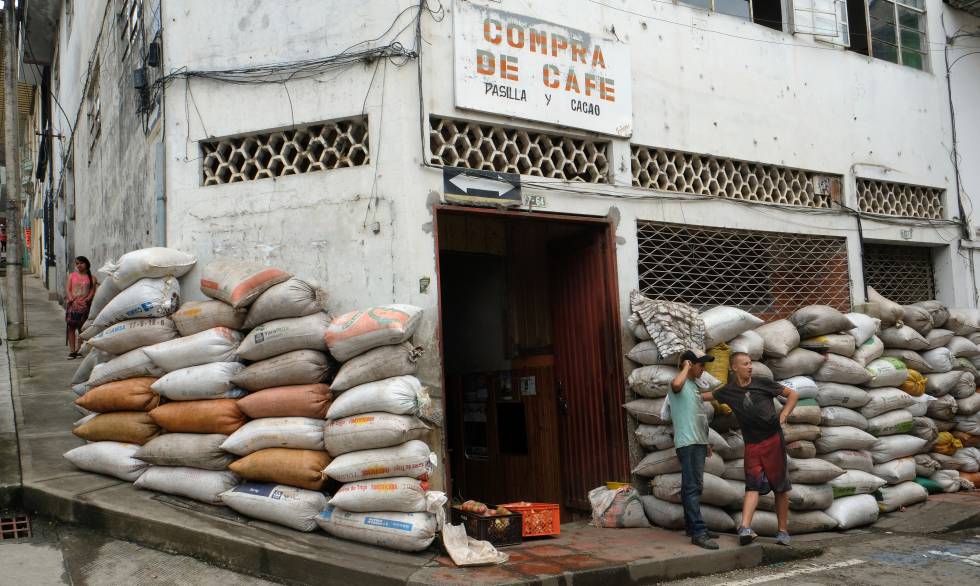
[676,444,708,538]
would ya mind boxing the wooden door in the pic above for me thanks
[550,228,629,511]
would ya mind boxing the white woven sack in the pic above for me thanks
[200,257,292,309]
[926,328,955,349]
[879,325,929,351]
[91,277,181,330]
[88,318,179,355]
[134,467,239,505]
[865,358,908,388]
[151,362,244,401]
[325,305,423,362]
[766,349,825,379]
[921,347,956,373]
[787,458,844,484]
[787,483,834,511]
[754,319,800,358]
[135,433,235,470]
[316,506,437,552]
[628,313,650,341]
[930,470,963,493]
[913,301,949,329]
[237,313,331,362]
[782,423,820,443]
[627,365,679,398]
[652,472,740,508]
[702,306,763,348]
[799,334,856,357]
[143,327,242,372]
[324,440,437,483]
[820,406,869,430]
[171,300,246,337]
[957,393,980,416]
[640,496,736,532]
[717,431,745,460]
[946,308,980,336]
[723,458,745,481]
[947,336,980,357]
[87,348,165,387]
[866,409,914,437]
[221,417,325,456]
[926,371,961,397]
[730,510,838,536]
[323,413,430,456]
[231,349,331,392]
[752,362,774,381]
[102,247,196,288]
[632,448,681,477]
[327,375,429,420]
[877,481,927,512]
[778,376,819,400]
[881,349,930,372]
[816,383,870,408]
[952,447,980,473]
[860,388,915,419]
[624,398,669,425]
[330,342,422,392]
[87,276,122,326]
[901,304,934,336]
[812,354,871,385]
[845,313,880,346]
[815,426,877,453]
[728,330,764,360]
[221,483,328,532]
[869,435,927,464]
[243,278,328,329]
[626,341,675,366]
[906,394,935,417]
[830,470,887,498]
[851,336,884,367]
[915,454,942,477]
[911,416,939,443]
[928,395,959,420]
[950,372,977,400]
[790,305,855,339]
[872,457,916,484]
[71,348,115,385]
[821,449,874,472]
[868,287,905,327]
[826,494,879,529]
[329,478,446,513]
[63,441,148,482]
[634,424,674,451]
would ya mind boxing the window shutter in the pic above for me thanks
[793,0,849,46]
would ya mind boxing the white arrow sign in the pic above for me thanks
[448,174,518,197]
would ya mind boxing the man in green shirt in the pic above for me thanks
[669,350,718,550]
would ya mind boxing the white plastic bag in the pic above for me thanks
[778,376,819,400]
[829,469,887,498]
[869,435,928,464]
[63,441,148,481]
[702,306,763,348]
[329,478,446,513]
[860,388,915,419]
[877,481,928,512]
[872,457,916,484]
[316,506,437,552]
[588,485,650,528]
[134,467,239,505]
[151,362,244,401]
[825,494,878,529]
[921,347,956,373]
[626,341,675,366]
[102,247,196,288]
[866,409,914,436]
[324,440,436,483]
[88,318,179,355]
[323,413,430,456]
[143,327,242,372]
[87,348,165,387]
[815,426,877,453]
[846,313,880,346]
[221,417,325,456]
[91,277,181,329]
[865,358,908,388]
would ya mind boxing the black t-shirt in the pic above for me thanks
[713,377,784,444]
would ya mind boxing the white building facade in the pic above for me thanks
[24,0,980,513]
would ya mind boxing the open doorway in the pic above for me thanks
[437,207,629,518]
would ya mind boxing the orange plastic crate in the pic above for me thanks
[499,502,561,537]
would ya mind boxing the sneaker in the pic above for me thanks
[691,534,720,550]
[738,526,757,546]
[706,530,720,539]
[775,530,791,546]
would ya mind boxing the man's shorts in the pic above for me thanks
[743,432,792,495]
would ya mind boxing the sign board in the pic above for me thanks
[453,1,633,137]
[443,167,522,207]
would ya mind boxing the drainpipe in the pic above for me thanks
[154,141,165,246]
[4,5,26,339]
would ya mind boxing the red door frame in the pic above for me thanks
[431,204,630,503]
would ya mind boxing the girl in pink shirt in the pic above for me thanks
[66,256,97,358]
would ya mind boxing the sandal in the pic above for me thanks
[68,352,79,359]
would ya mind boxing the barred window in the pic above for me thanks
[429,117,609,183]
[857,178,944,220]
[637,222,851,321]
[863,243,936,304]
[201,117,369,186]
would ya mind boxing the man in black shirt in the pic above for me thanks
[702,352,799,546]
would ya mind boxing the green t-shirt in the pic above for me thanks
[671,379,709,449]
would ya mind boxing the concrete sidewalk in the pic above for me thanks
[2,272,809,585]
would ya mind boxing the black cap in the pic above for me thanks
[681,350,714,364]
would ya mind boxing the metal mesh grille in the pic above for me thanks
[201,117,369,185]
[429,117,609,183]
[0,514,31,540]
[863,244,936,304]
[631,146,839,208]
[857,178,944,219]
[637,222,851,321]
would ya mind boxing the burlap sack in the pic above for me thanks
[229,448,329,490]
[236,384,333,419]
[76,377,160,412]
[73,412,161,445]
[149,399,246,434]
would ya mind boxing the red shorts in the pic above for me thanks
[743,432,792,495]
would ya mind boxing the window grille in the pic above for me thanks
[636,221,851,321]
[863,243,936,304]
[631,146,839,209]
[201,117,369,186]
[856,178,944,220]
[428,117,609,183]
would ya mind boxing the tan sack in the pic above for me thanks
[229,448,329,490]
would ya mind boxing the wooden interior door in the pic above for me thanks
[550,227,629,511]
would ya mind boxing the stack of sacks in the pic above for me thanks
[316,305,445,552]
[219,272,336,532]
[65,248,196,483]
[134,258,285,505]
[626,306,756,533]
